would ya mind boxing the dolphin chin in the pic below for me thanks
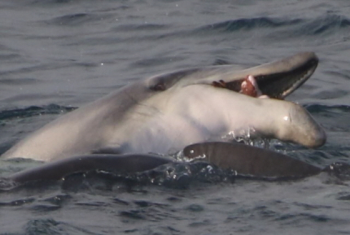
[2,52,325,162]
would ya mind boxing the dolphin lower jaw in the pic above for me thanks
[172,85,326,149]
[127,87,326,151]
[269,102,326,148]
[272,125,326,148]
[215,94,326,149]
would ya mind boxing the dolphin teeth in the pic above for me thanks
[281,65,317,98]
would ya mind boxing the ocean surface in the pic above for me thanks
[0,0,350,234]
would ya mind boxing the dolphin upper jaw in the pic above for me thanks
[244,52,319,99]
[163,52,318,100]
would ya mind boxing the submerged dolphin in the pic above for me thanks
[5,142,326,186]
[2,52,325,162]
[5,142,349,187]
[4,143,319,185]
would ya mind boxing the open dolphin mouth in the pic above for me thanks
[223,52,319,99]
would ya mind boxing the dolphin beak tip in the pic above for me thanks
[308,128,327,148]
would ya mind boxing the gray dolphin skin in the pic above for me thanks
[2,52,325,162]
[183,142,322,179]
[6,142,321,185]
[9,154,173,183]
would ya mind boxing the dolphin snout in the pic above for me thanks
[278,102,326,148]
[299,122,327,148]
[308,127,326,148]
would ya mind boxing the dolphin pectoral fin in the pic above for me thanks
[8,154,173,185]
[183,142,322,180]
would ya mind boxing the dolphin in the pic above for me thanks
[2,52,325,162]
[4,142,325,186]
[4,142,350,188]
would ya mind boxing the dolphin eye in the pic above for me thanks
[150,82,166,91]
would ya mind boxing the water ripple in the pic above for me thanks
[200,17,302,32]
[0,104,76,120]
[200,14,350,34]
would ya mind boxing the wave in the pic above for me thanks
[199,17,302,32]
[0,104,76,121]
[304,14,350,35]
[44,13,114,27]
[197,14,350,36]
[305,104,350,113]
[112,23,170,31]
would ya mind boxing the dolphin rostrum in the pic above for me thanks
[2,52,325,162]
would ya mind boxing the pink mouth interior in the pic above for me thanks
[240,75,270,99]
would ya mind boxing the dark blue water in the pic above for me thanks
[1,0,350,234]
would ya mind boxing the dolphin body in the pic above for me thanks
[7,143,322,185]
[12,140,350,187]
[2,52,325,162]
[6,142,350,187]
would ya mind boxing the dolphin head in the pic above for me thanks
[141,52,325,148]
